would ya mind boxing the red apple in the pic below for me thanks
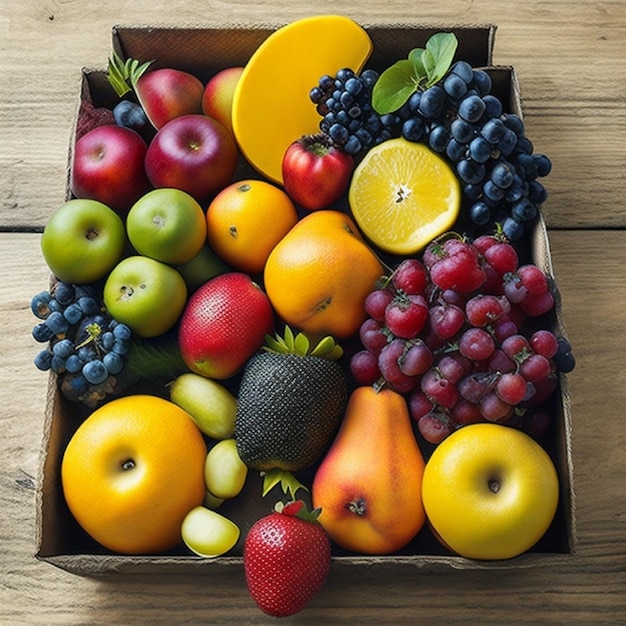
[135,68,204,129]
[282,134,354,211]
[70,125,152,214]
[202,66,244,135]
[145,114,238,202]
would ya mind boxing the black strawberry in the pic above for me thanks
[235,327,346,495]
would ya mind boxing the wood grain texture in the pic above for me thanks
[1,1,625,623]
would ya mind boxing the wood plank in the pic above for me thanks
[1,228,624,622]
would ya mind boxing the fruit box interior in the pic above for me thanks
[35,22,576,576]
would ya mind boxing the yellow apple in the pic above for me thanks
[421,423,559,560]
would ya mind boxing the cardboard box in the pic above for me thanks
[35,22,575,576]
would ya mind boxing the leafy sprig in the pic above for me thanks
[263,325,344,361]
[372,32,458,114]
[106,51,153,98]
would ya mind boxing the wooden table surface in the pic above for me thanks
[2,1,625,623]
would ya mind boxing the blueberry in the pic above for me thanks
[483,179,506,202]
[529,180,548,204]
[458,95,486,123]
[450,60,474,84]
[45,311,69,336]
[470,201,491,225]
[32,322,55,343]
[482,94,503,119]
[360,69,379,87]
[443,72,468,99]
[343,135,362,155]
[329,123,349,144]
[490,161,515,189]
[111,339,130,355]
[481,118,506,145]
[103,352,124,375]
[65,354,83,373]
[457,159,486,185]
[445,138,467,162]
[418,85,446,120]
[450,119,476,144]
[53,282,75,306]
[30,291,52,319]
[82,359,109,385]
[63,303,84,325]
[498,128,519,156]
[344,77,363,96]
[407,91,422,113]
[533,153,552,177]
[309,86,325,103]
[512,198,538,222]
[101,331,115,351]
[113,100,149,132]
[471,69,492,96]
[502,113,525,137]
[468,136,492,163]
[52,338,75,359]
[428,124,450,153]
[502,216,525,241]
[77,296,99,315]
[401,118,425,142]
[34,350,53,371]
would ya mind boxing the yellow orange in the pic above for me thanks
[264,209,384,339]
[348,138,461,254]
[206,179,298,274]
[61,394,207,555]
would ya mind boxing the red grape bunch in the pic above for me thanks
[350,232,575,445]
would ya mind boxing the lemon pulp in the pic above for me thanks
[349,138,461,254]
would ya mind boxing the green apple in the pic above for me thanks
[175,244,230,293]
[103,255,187,337]
[204,438,248,500]
[169,372,237,439]
[181,506,240,558]
[40,198,127,284]
[126,188,207,265]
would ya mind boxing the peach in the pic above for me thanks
[202,66,244,135]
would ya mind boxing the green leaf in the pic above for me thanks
[372,59,420,114]
[283,325,296,352]
[293,332,310,356]
[424,32,458,85]
[261,468,309,499]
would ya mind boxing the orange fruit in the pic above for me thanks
[61,394,207,555]
[206,179,298,274]
[264,210,384,339]
[348,138,461,254]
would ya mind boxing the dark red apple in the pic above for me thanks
[70,124,152,214]
[135,68,204,129]
[145,114,239,202]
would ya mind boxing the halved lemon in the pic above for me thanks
[348,138,461,255]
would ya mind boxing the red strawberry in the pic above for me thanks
[244,500,331,617]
